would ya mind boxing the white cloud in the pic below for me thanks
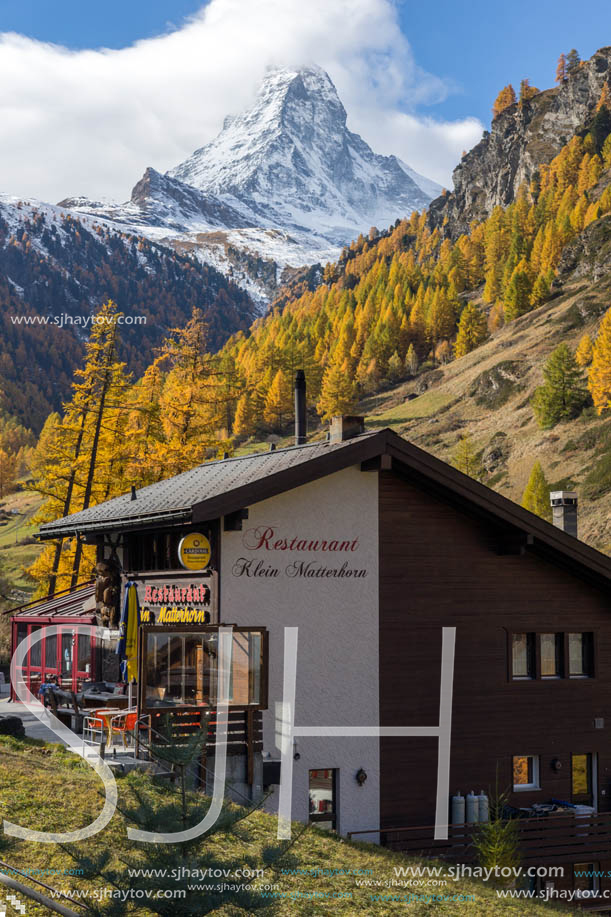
[0,0,483,202]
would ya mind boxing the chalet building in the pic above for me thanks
[11,382,611,901]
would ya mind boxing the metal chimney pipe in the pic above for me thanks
[550,491,578,538]
[294,370,307,445]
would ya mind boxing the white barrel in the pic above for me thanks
[478,791,489,823]
[451,792,465,825]
[466,791,479,824]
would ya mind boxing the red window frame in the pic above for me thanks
[11,618,97,698]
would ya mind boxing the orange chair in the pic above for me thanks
[109,710,141,750]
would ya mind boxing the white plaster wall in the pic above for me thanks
[221,465,379,837]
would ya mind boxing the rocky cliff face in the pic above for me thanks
[429,46,611,237]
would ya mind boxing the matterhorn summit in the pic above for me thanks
[64,65,441,305]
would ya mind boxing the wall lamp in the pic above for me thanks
[356,768,367,786]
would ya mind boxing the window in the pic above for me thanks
[140,626,268,711]
[309,769,337,830]
[29,626,42,668]
[512,633,535,679]
[571,753,593,804]
[509,632,595,681]
[512,755,540,791]
[568,633,593,678]
[44,631,57,671]
[77,632,93,673]
[540,633,563,678]
[574,863,599,894]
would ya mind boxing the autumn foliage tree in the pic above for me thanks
[588,307,611,414]
[30,301,132,594]
[454,303,488,358]
[519,79,539,106]
[566,49,581,74]
[492,85,517,119]
[317,360,358,421]
[521,461,552,521]
[451,434,485,482]
[555,54,567,84]
[576,333,594,367]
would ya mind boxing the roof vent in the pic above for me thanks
[269,442,276,451]
[130,485,137,501]
[330,415,365,443]
[550,491,577,538]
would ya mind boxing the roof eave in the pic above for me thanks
[191,429,391,524]
[38,508,192,540]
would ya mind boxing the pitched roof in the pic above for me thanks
[37,428,611,588]
[10,584,96,619]
[37,432,382,537]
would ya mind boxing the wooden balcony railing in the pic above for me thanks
[148,707,262,757]
[348,811,611,865]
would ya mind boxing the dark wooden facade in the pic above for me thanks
[33,426,611,896]
[378,465,611,887]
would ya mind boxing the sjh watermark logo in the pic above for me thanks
[7,625,455,844]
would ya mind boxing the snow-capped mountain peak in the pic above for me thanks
[61,65,442,306]
[169,65,439,241]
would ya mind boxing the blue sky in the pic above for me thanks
[0,0,607,200]
[1,0,606,124]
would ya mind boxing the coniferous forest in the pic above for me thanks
[2,50,611,596]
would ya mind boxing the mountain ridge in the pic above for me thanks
[63,65,441,304]
[429,46,611,237]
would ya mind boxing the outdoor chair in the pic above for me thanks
[82,709,110,755]
[109,711,151,758]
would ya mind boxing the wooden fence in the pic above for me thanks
[349,811,611,865]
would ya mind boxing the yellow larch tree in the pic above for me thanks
[588,308,611,414]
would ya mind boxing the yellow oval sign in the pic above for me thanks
[178,533,211,570]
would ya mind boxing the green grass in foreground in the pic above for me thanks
[0,735,575,916]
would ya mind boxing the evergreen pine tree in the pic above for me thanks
[531,343,589,427]
[521,461,552,521]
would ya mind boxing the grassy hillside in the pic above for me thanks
[364,276,611,554]
[0,490,43,596]
[0,733,572,916]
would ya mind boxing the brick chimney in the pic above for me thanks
[550,491,578,538]
[330,415,365,443]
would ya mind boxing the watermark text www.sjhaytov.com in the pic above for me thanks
[10,313,146,328]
